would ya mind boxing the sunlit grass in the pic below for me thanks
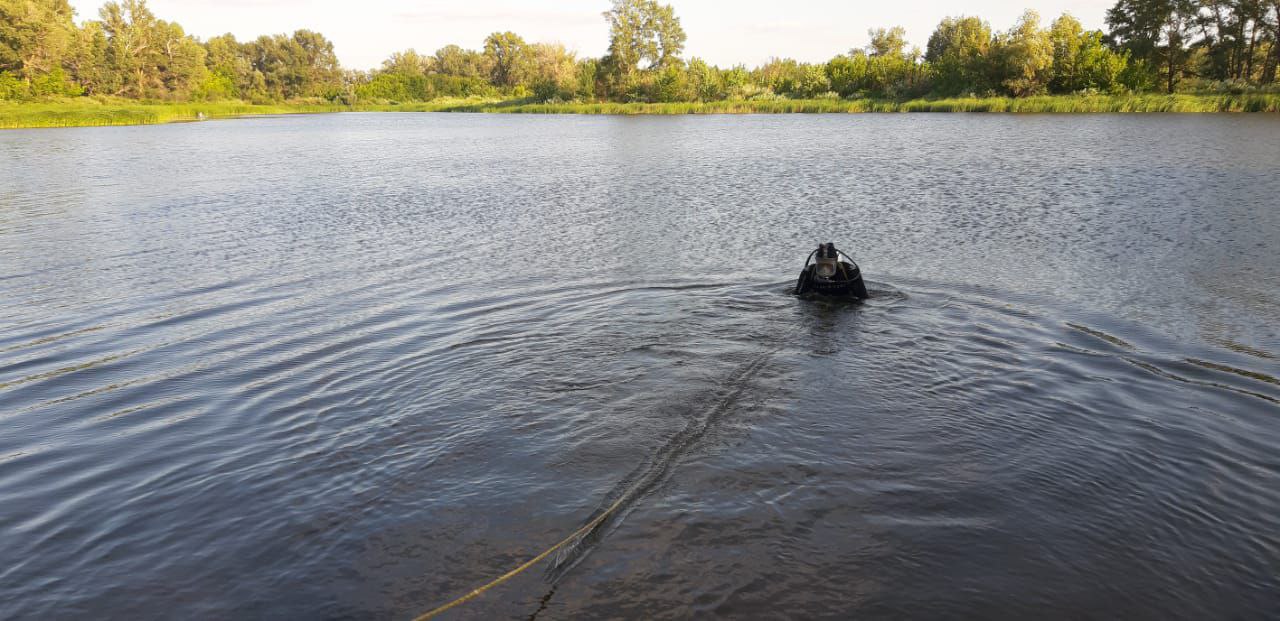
[458,94,1280,114]
[0,97,499,129]
[3,93,1277,129]
[0,100,339,128]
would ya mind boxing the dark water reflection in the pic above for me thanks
[1,114,1278,619]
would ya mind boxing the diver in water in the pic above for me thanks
[794,242,869,299]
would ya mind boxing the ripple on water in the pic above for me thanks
[1,113,1279,619]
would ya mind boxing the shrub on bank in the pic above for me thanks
[3,93,1278,129]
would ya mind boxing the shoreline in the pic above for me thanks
[3,94,1279,129]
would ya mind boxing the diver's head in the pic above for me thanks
[815,242,839,278]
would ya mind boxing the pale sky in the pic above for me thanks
[67,0,1117,70]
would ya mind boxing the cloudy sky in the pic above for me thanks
[66,0,1118,70]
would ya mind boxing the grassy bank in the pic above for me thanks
[0,99,491,129]
[0,101,332,128]
[3,93,1278,129]
[461,93,1280,114]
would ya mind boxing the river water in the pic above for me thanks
[2,113,1278,619]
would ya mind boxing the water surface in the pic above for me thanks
[2,113,1279,619]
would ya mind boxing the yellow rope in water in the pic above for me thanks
[417,337,791,619]
[413,493,630,620]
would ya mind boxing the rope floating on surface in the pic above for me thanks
[414,330,795,620]
[413,494,628,620]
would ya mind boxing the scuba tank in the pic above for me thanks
[794,242,869,299]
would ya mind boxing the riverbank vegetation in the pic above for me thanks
[2,0,1279,127]
[6,92,1278,129]
[456,93,1280,114]
[0,98,494,128]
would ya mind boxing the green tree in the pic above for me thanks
[67,21,113,95]
[1266,2,1280,83]
[720,64,754,98]
[203,34,257,99]
[826,53,869,96]
[524,42,578,100]
[351,49,436,102]
[433,44,490,78]
[867,26,908,57]
[382,49,434,75]
[1049,14,1131,93]
[1107,0,1201,92]
[754,57,803,95]
[100,0,159,97]
[650,63,692,101]
[574,58,600,100]
[154,20,206,96]
[685,57,724,100]
[193,69,235,100]
[754,59,833,98]
[243,30,341,100]
[483,31,530,88]
[28,66,80,95]
[994,10,1053,95]
[1195,0,1269,82]
[355,71,426,101]
[827,49,922,98]
[601,0,686,93]
[0,70,23,98]
[1078,30,1131,91]
[289,29,341,97]
[1119,56,1160,89]
[926,16,995,94]
[0,0,76,78]
[795,63,832,97]
[100,0,206,98]
[1049,13,1087,91]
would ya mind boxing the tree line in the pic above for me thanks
[2,0,1278,103]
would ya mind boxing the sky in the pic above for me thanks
[66,0,1118,70]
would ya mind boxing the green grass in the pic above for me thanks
[3,93,1278,129]
[0,100,341,128]
[0,98,499,129]
[457,93,1280,114]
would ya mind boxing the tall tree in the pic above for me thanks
[1048,14,1131,92]
[243,30,341,99]
[154,20,206,96]
[382,49,434,76]
[995,10,1053,96]
[290,29,341,96]
[66,21,113,94]
[867,26,908,57]
[0,0,77,78]
[99,0,162,96]
[1194,0,1269,81]
[433,44,490,78]
[925,16,995,94]
[524,42,578,99]
[1266,1,1280,82]
[483,31,529,87]
[601,0,686,83]
[204,33,258,99]
[754,57,805,95]
[1107,0,1201,92]
[685,57,725,100]
[1049,13,1087,91]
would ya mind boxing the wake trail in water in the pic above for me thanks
[415,324,793,620]
[533,290,888,593]
[544,332,790,582]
